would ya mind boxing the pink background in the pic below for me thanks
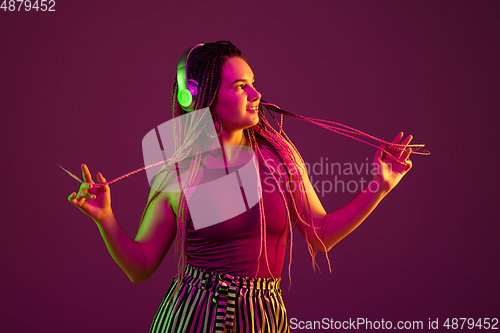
[1,0,499,331]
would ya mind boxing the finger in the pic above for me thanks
[82,164,95,184]
[76,190,96,200]
[80,182,92,190]
[68,192,76,202]
[68,192,86,207]
[75,190,85,200]
[401,148,412,161]
[387,132,403,155]
[401,134,413,147]
[404,159,413,172]
[378,144,399,165]
[78,182,96,196]
[97,172,110,193]
[68,192,78,204]
[395,135,413,159]
[85,182,103,196]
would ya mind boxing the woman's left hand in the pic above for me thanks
[372,132,413,194]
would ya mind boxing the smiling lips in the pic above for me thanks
[246,106,259,113]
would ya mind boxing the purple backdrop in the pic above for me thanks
[1,1,499,332]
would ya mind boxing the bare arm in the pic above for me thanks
[290,133,413,252]
[68,164,178,283]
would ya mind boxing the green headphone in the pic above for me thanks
[177,43,205,111]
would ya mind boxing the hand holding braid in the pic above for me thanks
[372,132,414,194]
[68,164,113,223]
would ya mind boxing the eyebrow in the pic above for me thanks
[231,76,255,85]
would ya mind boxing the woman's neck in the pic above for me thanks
[203,129,253,168]
[219,128,247,147]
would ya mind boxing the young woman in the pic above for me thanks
[68,41,414,333]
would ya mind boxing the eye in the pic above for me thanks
[235,82,256,90]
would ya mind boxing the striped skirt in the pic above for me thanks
[149,264,289,333]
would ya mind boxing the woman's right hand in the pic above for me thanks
[68,164,112,223]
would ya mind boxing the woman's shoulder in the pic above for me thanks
[149,164,204,199]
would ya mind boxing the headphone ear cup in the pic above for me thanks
[187,79,198,102]
[184,79,198,111]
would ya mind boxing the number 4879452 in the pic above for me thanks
[1,0,56,11]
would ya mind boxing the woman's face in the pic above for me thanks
[212,57,261,132]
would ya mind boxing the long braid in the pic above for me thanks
[253,132,296,288]
[262,101,428,163]
[253,101,333,275]
[259,101,331,272]
[247,130,264,277]
[148,41,244,301]
[248,129,275,278]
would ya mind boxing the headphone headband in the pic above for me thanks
[177,43,204,111]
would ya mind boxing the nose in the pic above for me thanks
[249,86,261,102]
